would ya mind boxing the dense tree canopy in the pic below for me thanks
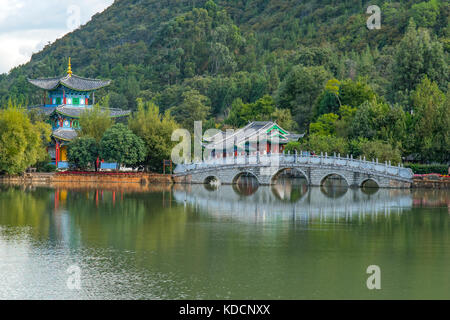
[128,99,179,172]
[79,105,113,143]
[275,65,331,131]
[0,106,51,174]
[67,137,99,171]
[408,77,449,162]
[100,124,147,168]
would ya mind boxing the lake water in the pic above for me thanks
[0,180,449,300]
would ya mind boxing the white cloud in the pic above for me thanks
[0,0,114,74]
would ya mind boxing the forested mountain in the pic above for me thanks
[0,0,449,162]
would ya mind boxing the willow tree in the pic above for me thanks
[0,106,51,175]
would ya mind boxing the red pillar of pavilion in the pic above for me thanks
[55,142,59,168]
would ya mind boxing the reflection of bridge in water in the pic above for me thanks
[173,183,413,223]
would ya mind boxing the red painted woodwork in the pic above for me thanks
[55,143,59,167]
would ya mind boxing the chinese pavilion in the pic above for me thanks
[203,121,304,157]
[28,58,130,169]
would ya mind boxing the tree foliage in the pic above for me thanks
[226,95,275,127]
[392,20,448,100]
[67,137,99,170]
[0,106,51,174]
[100,123,146,167]
[301,134,349,155]
[276,65,331,131]
[171,89,211,131]
[408,77,449,162]
[128,99,179,172]
[79,105,113,143]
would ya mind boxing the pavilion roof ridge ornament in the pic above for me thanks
[67,57,73,77]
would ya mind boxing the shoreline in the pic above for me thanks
[0,172,449,189]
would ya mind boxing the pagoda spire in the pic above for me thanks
[67,57,72,77]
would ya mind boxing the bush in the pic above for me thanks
[36,161,56,172]
[404,163,448,175]
[68,137,99,171]
[100,123,146,168]
[349,139,402,165]
[302,134,349,155]
[284,141,301,153]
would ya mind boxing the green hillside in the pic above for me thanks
[1,0,447,106]
[0,0,448,163]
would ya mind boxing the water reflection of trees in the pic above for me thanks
[0,186,52,240]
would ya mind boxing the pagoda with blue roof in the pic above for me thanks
[28,58,130,169]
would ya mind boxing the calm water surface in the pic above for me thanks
[0,180,449,299]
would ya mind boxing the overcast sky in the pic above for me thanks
[0,0,114,74]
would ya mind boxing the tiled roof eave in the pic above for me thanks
[59,82,110,92]
[50,106,131,118]
[52,129,78,141]
[28,74,111,91]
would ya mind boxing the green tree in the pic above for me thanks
[350,138,402,165]
[335,105,357,138]
[302,134,349,155]
[225,98,247,127]
[314,79,377,118]
[276,65,331,131]
[339,79,377,108]
[171,89,211,131]
[392,20,447,99]
[0,106,51,174]
[284,141,302,153]
[226,95,275,127]
[79,105,113,143]
[309,113,339,136]
[128,99,179,172]
[410,0,441,28]
[271,108,297,131]
[409,77,449,162]
[100,123,147,168]
[314,91,340,117]
[67,137,99,171]
[351,100,406,146]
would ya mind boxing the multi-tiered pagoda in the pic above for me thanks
[28,59,130,169]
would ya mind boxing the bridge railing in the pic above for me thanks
[174,152,413,179]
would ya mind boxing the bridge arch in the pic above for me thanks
[319,172,350,187]
[232,171,260,185]
[270,167,309,185]
[360,178,380,188]
[204,175,220,185]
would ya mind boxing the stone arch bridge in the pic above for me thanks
[173,153,413,188]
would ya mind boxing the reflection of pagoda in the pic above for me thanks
[28,58,130,169]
